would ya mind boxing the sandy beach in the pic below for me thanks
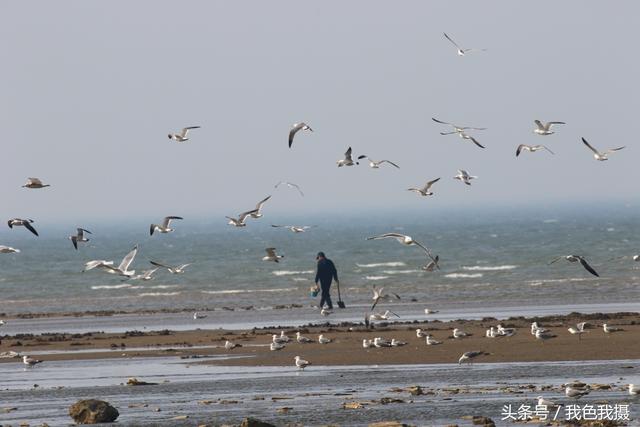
[2,312,637,366]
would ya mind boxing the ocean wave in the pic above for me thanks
[271,270,314,276]
[91,284,143,290]
[526,277,593,284]
[291,278,309,282]
[462,265,517,271]
[444,273,483,279]
[149,285,179,289]
[201,287,297,295]
[365,275,390,281]
[382,269,420,274]
[138,292,181,296]
[356,262,406,268]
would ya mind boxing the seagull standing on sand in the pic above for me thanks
[416,329,426,338]
[452,328,469,339]
[262,248,284,263]
[565,385,590,398]
[7,218,39,236]
[373,337,392,348]
[629,384,639,396]
[443,32,487,56]
[426,335,441,346]
[150,260,191,274]
[391,339,407,347]
[424,309,439,315]
[294,356,311,370]
[83,245,138,277]
[356,155,400,169]
[288,122,313,148]
[296,332,313,343]
[369,285,401,311]
[581,137,625,161]
[168,126,200,142]
[23,355,43,368]
[69,228,92,250]
[537,396,562,408]
[458,351,489,364]
[150,216,183,236]
[496,324,516,337]
[568,323,588,340]
[516,144,555,157]
[278,331,291,343]
[193,312,207,320]
[533,120,565,136]
[535,329,556,342]
[453,170,477,186]
[318,335,332,344]
[0,245,20,254]
[274,181,304,197]
[407,178,441,197]
[224,341,241,350]
[603,323,624,333]
[549,255,599,277]
[270,342,285,351]
[336,147,359,167]
[272,334,287,344]
[226,210,257,227]
[22,178,50,189]
[362,339,373,348]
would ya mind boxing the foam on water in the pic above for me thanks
[271,270,314,276]
[445,273,484,279]
[356,262,406,268]
[462,265,518,271]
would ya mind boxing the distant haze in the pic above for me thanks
[1,1,638,225]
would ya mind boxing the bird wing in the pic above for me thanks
[443,32,461,49]
[78,228,92,236]
[271,225,287,228]
[255,195,271,210]
[469,136,485,149]
[412,240,439,265]
[344,146,353,160]
[150,260,173,269]
[118,245,138,271]
[265,248,278,257]
[534,120,545,130]
[607,146,625,153]
[548,256,563,265]
[288,123,302,148]
[432,117,452,126]
[239,209,258,222]
[162,216,183,227]
[71,236,78,250]
[424,177,441,191]
[516,144,525,157]
[180,126,200,137]
[578,257,599,277]
[366,233,405,241]
[357,155,368,160]
[458,170,469,178]
[581,137,600,154]
[178,263,192,270]
[23,221,39,236]
[542,145,555,155]
[379,160,400,169]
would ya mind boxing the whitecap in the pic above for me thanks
[138,292,181,297]
[462,265,517,271]
[91,284,143,290]
[382,269,420,274]
[365,275,390,281]
[356,262,406,268]
[444,273,483,279]
[201,287,297,295]
[271,270,314,276]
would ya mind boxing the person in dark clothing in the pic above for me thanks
[315,252,338,310]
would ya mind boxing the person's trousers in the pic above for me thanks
[319,281,333,309]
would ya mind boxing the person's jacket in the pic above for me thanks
[315,258,338,284]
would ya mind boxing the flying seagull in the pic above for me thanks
[274,181,304,196]
[453,170,477,186]
[288,122,313,148]
[581,137,625,161]
[549,255,599,277]
[534,120,565,136]
[370,285,401,311]
[22,178,50,189]
[422,255,440,272]
[7,218,39,236]
[271,225,313,233]
[0,245,20,254]
[337,146,359,167]
[150,216,183,236]
[458,350,489,364]
[432,117,487,133]
[407,178,441,196]
[83,245,138,277]
[168,126,200,142]
[443,32,487,56]
[226,209,258,227]
[263,247,284,263]
[248,196,271,219]
[357,155,400,169]
[69,228,92,250]
[516,144,554,157]
[369,310,400,321]
[130,268,159,281]
[366,233,438,266]
[149,260,191,274]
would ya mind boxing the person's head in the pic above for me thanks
[316,251,326,261]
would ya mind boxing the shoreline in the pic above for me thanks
[1,312,638,366]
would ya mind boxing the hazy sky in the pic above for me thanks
[2,1,638,225]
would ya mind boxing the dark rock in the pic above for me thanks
[68,399,119,424]
[240,418,276,427]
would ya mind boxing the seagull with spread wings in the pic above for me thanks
[7,218,39,236]
[288,122,313,148]
[262,247,284,263]
[150,260,191,274]
[549,255,599,277]
[168,126,200,142]
[581,137,625,161]
[370,286,401,311]
[226,209,258,227]
[84,245,138,278]
[336,147,359,167]
[407,178,441,196]
[366,233,439,266]
[534,120,565,135]
[453,170,477,186]
[443,32,487,56]
[274,181,304,196]
[150,216,183,236]
[516,144,554,157]
[69,228,92,250]
[357,155,400,169]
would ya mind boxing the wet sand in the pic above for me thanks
[1,312,637,366]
